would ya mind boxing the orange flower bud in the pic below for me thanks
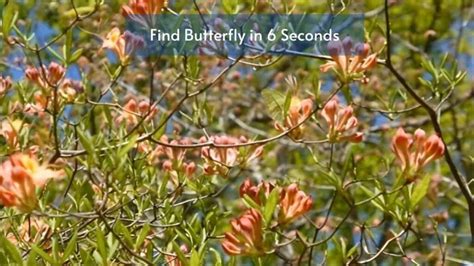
[391,128,445,180]
[47,62,65,84]
[278,184,312,224]
[322,99,363,143]
[274,97,313,139]
[221,209,264,255]
[0,76,12,95]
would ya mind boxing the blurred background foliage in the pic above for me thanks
[0,0,473,264]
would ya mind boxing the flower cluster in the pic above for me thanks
[0,153,63,212]
[200,135,263,176]
[26,62,65,88]
[25,63,84,104]
[102,27,145,64]
[115,98,158,127]
[391,128,445,181]
[278,184,313,224]
[274,97,313,139]
[321,98,363,143]
[320,37,377,84]
[221,209,265,256]
[155,135,196,180]
[240,179,313,224]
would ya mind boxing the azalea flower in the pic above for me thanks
[391,128,444,181]
[320,37,377,84]
[25,62,66,88]
[0,119,24,149]
[274,97,313,139]
[122,0,166,29]
[0,153,64,212]
[221,209,265,256]
[115,98,157,127]
[122,0,165,16]
[23,92,48,117]
[0,76,12,95]
[200,135,263,176]
[321,98,363,143]
[102,28,145,64]
[278,184,313,224]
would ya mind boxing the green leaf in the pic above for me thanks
[242,194,261,210]
[69,48,84,63]
[261,89,286,122]
[95,227,107,264]
[172,241,189,266]
[2,1,16,39]
[0,234,22,263]
[31,244,56,264]
[62,229,77,262]
[410,174,430,210]
[135,224,150,251]
[189,249,200,266]
[209,248,222,266]
[77,128,95,158]
[64,29,73,63]
[263,189,279,226]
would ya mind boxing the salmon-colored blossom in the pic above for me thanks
[25,62,66,88]
[200,135,263,176]
[24,92,48,117]
[102,28,145,64]
[274,97,313,139]
[0,119,24,149]
[278,184,313,224]
[239,178,274,205]
[320,37,377,84]
[122,0,165,16]
[0,153,64,212]
[153,136,196,181]
[115,98,157,127]
[321,99,363,143]
[0,76,12,95]
[221,209,265,256]
[391,128,444,181]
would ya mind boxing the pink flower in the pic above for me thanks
[321,99,363,143]
[320,37,377,84]
[221,209,265,256]
[274,97,313,139]
[122,0,165,16]
[25,63,65,88]
[278,184,313,224]
[115,99,157,127]
[0,76,12,95]
[102,28,144,64]
[23,92,48,118]
[200,135,263,176]
[0,153,64,212]
[391,128,444,181]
